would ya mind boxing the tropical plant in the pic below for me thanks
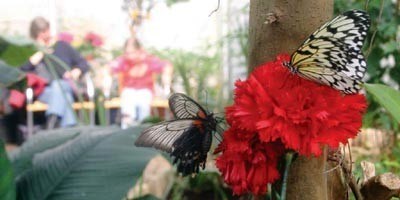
[168,172,232,200]
[0,61,26,90]
[0,140,16,200]
[0,60,160,200]
[150,48,224,112]
[8,125,158,200]
[0,36,36,66]
[335,0,400,130]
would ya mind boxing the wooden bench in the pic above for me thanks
[26,97,169,112]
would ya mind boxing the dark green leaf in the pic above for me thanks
[0,36,36,67]
[133,194,160,200]
[11,126,158,200]
[9,127,85,177]
[0,60,25,88]
[0,140,16,200]
[380,41,397,54]
[365,83,400,123]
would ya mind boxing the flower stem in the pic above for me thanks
[280,152,294,200]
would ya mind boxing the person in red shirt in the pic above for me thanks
[111,38,172,128]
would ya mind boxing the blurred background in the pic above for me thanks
[0,0,249,140]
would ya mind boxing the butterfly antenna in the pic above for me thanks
[204,90,210,113]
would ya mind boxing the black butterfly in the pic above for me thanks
[134,93,221,176]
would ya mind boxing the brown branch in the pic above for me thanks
[341,160,363,200]
[208,0,220,17]
[360,173,400,200]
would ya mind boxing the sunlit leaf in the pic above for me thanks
[0,36,36,67]
[365,83,400,123]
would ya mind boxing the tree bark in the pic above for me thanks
[248,0,333,70]
[248,1,334,199]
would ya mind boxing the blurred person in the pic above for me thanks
[111,38,172,129]
[20,16,90,129]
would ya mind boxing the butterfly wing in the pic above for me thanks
[135,93,217,176]
[291,10,370,93]
[135,119,195,152]
[169,93,209,119]
[296,63,363,94]
[171,123,213,175]
[135,119,213,176]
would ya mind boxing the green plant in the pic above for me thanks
[141,116,163,124]
[151,48,224,112]
[0,36,36,66]
[365,83,400,124]
[335,0,400,130]
[0,57,22,200]
[0,140,16,200]
[168,172,232,200]
[9,126,158,200]
[0,61,26,95]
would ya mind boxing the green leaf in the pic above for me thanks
[9,127,85,177]
[10,126,158,200]
[366,48,384,79]
[0,61,25,88]
[380,41,397,54]
[133,194,160,200]
[0,36,36,67]
[365,83,400,123]
[0,140,16,200]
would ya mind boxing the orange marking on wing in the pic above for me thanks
[197,110,206,119]
[192,120,204,132]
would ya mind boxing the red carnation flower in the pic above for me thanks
[216,54,366,195]
[225,54,366,156]
[57,32,74,44]
[84,32,103,47]
[215,127,285,195]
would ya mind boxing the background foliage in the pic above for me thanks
[334,0,400,130]
[0,36,35,66]
[0,140,15,200]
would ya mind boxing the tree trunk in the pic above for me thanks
[248,0,333,70]
[248,1,337,200]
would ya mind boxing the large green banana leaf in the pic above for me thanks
[9,126,158,200]
[0,60,25,88]
[0,36,36,67]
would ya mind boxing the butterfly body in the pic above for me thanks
[285,10,370,94]
[135,93,218,176]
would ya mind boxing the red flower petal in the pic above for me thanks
[216,54,367,195]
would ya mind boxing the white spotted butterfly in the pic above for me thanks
[283,10,370,94]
